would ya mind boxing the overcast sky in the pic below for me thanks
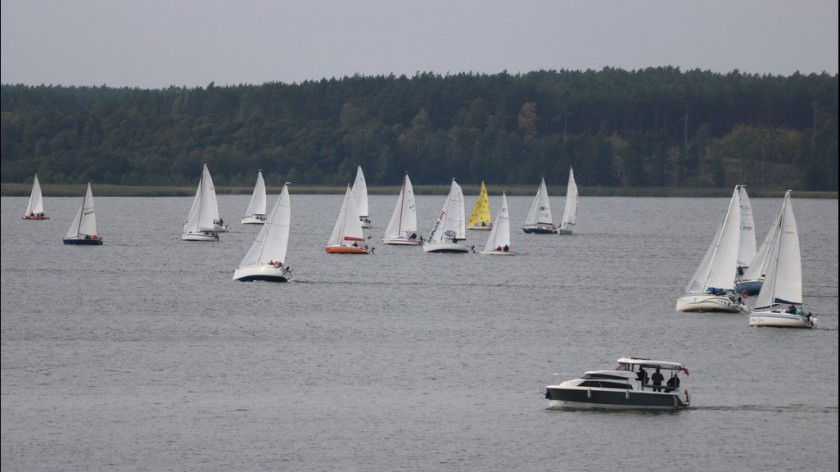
[2,0,837,89]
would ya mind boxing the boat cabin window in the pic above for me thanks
[579,380,631,389]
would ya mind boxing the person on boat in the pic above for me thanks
[786,304,797,314]
[409,232,417,240]
[666,374,680,391]
[503,244,509,252]
[637,366,649,388]
[495,246,502,252]
[651,367,664,392]
[270,260,283,269]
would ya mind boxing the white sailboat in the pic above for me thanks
[241,170,267,224]
[736,185,757,270]
[351,166,372,228]
[233,183,293,282]
[522,177,555,234]
[182,164,222,241]
[63,183,102,245]
[736,211,777,296]
[423,179,469,253]
[22,174,48,219]
[382,173,421,245]
[555,167,579,235]
[749,191,816,328]
[325,185,370,254]
[481,192,515,255]
[675,186,745,313]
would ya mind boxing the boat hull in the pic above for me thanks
[555,226,573,235]
[545,387,688,410]
[382,237,422,245]
[423,242,469,253]
[22,215,49,220]
[735,279,763,296]
[749,311,816,328]
[63,237,103,245]
[522,225,555,234]
[233,265,291,282]
[480,249,516,255]
[325,245,369,254]
[240,215,266,224]
[182,232,219,241]
[676,294,744,313]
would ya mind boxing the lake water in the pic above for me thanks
[2,193,838,472]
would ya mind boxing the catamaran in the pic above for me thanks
[467,181,492,230]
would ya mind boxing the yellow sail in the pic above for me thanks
[467,181,493,230]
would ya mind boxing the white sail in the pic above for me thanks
[753,191,802,309]
[742,212,779,282]
[238,184,290,268]
[65,183,98,238]
[351,166,370,221]
[737,185,757,268]
[524,178,553,226]
[684,187,741,293]
[327,185,366,246]
[559,168,578,230]
[383,173,418,241]
[242,170,267,223]
[24,174,45,216]
[482,192,512,253]
[427,179,466,244]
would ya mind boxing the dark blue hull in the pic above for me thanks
[735,280,763,296]
[63,238,103,245]
[235,275,289,283]
[546,387,687,409]
[522,226,555,234]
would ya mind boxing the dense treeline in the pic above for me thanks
[1,67,837,190]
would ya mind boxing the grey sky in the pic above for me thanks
[2,0,837,89]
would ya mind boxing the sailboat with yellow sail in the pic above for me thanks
[467,181,493,230]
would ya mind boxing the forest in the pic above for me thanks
[1,67,837,191]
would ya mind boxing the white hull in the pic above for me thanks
[182,231,219,241]
[555,226,573,235]
[233,264,291,282]
[240,215,266,224]
[675,294,744,313]
[382,237,422,245]
[423,241,469,253]
[749,311,816,328]
[480,249,516,256]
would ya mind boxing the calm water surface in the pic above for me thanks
[2,193,838,471]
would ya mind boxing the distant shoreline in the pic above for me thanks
[1,183,836,199]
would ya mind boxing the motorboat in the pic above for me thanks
[545,357,690,410]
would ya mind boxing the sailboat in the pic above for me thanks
[233,183,293,282]
[382,172,421,245]
[22,174,48,220]
[675,186,745,313]
[325,185,370,254]
[522,178,555,234]
[555,167,578,235]
[736,213,777,296]
[423,179,469,253]
[749,191,816,328]
[182,164,223,241]
[481,192,515,255]
[241,170,267,224]
[351,166,372,228]
[736,185,757,270]
[63,183,103,245]
[467,181,493,230]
